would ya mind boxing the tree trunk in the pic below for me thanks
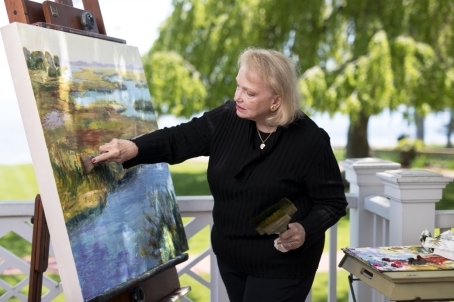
[446,109,454,148]
[415,114,425,142]
[346,111,371,159]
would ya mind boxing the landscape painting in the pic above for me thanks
[1,23,188,301]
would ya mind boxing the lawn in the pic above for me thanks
[1,154,453,301]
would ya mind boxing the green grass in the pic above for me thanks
[0,164,39,200]
[0,274,65,302]
[179,273,210,302]
[169,160,211,196]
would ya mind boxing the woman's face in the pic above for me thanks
[234,66,280,125]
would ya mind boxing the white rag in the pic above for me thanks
[274,238,289,253]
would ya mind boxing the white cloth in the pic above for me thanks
[422,230,454,260]
[274,238,289,253]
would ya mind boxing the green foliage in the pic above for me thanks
[142,51,207,118]
[148,0,454,156]
[411,154,429,168]
[151,0,327,106]
[396,138,424,152]
[440,183,454,210]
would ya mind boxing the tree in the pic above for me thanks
[142,51,206,118]
[148,0,454,157]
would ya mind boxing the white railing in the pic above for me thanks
[1,157,454,302]
[342,158,454,302]
[175,196,229,302]
[0,201,63,302]
[0,198,227,302]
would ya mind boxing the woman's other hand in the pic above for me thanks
[279,222,306,250]
[92,138,138,163]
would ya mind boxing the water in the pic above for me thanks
[71,72,156,121]
[67,163,185,300]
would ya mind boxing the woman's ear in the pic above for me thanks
[270,96,281,112]
[273,96,282,108]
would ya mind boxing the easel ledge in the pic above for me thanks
[4,0,126,43]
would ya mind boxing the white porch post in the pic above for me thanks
[376,170,453,246]
[341,158,401,247]
[341,158,400,302]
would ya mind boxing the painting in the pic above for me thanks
[1,23,188,301]
[343,246,454,272]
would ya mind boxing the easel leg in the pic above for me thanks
[28,194,50,302]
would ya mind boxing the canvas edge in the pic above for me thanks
[0,22,83,301]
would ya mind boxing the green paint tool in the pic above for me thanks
[252,198,297,235]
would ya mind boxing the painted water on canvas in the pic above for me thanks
[19,31,188,300]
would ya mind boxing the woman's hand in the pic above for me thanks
[92,138,138,163]
[279,222,306,250]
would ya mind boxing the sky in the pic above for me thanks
[0,1,451,165]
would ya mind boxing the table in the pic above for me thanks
[339,246,454,302]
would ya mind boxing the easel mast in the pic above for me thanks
[28,194,50,302]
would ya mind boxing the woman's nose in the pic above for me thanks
[234,89,242,101]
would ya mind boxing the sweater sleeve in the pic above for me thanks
[123,101,231,168]
[298,131,348,248]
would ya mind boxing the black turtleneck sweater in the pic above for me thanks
[123,100,347,278]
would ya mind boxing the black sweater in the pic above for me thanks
[124,100,348,278]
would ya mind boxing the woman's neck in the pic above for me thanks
[255,122,277,133]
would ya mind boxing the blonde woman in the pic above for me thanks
[94,48,347,302]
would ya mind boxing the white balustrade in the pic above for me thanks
[0,201,63,302]
[342,158,454,302]
[175,196,229,302]
[341,158,401,302]
[376,169,453,246]
[0,197,228,302]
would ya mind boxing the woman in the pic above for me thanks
[93,47,348,301]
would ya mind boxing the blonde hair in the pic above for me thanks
[237,47,303,127]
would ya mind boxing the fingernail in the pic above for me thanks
[92,158,97,163]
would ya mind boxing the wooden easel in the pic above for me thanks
[29,194,190,302]
[3,1,191,300]
[28,194,50,302]
[4,0,125,43]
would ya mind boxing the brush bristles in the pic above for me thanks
[80,155,96,174]
[262,214,292,235]
[252,198,297,235]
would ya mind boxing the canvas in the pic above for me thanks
[1,22,188,301]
